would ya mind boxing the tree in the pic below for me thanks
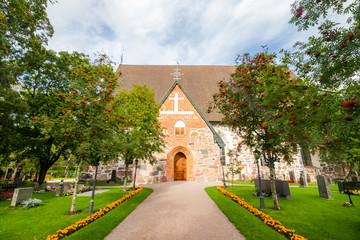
[284,1,360,172]
[0,0,54,161]
[226,149,242,187]
[286,0,360,88]
[209,52,315,210]
[112,84,165,191]
[33,54,120,213]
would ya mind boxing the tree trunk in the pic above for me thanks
[70,162,82,213]
[269,161,280,210]
[123,164,129,192]
[65,166,69,178]
[37,163,49,184]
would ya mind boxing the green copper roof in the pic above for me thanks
[160,80,225,149]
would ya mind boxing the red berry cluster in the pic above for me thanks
[341,100,355,108]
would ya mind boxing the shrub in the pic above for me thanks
[21,198,43,209]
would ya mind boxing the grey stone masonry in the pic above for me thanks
[317,175,333,200]
[11,187,33,207]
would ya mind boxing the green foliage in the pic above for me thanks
[112,84,165,186]
[287,0,360,88]
[209,52,315,164]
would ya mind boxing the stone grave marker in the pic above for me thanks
[33,182,40,191]
[11,187,33,207]
[289,171,296,183]
[317,175,333,200]
[79,172,94,182]
[299,176,306,187]
[350,171,359,182]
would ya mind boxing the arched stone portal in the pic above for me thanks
[174,152,187,180]
[167,146,193,181]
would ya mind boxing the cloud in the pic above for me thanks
[46,0,317,65]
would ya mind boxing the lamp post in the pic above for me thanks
[220,147,227,189]
[254,149,265,210]
[133,159,139,191]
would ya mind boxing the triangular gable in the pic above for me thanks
[160,80,225,149]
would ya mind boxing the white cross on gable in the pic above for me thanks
[169,93,183,112]
[160,92,194,115]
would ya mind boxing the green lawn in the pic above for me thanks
[94,181,124,186]
[206,185,360,240]
[0,188,152,240]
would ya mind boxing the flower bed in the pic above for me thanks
[217,186,307,240]
[46,187,143,240]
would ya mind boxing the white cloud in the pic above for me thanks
[46,0,318,65]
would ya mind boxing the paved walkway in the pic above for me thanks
[105,181,245,240]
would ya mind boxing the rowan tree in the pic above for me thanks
[285,0,360,88]
[209,52,316,210]
[112,84,165,191]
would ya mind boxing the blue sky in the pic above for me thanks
[46,0,317,66]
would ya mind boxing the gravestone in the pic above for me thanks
[289,171,296,183]
[10,187,33,207]
[317,175,333,200]
[242,174,246,181]
[328,177,333,185]
[110,170,117,182]
[254,179,291,199]
[33,182,40,191]
[338,181,344,193]
[56,180,64,196]
[299,176,306,187]
[350,171,359,182]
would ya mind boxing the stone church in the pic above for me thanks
[86,65,349,184]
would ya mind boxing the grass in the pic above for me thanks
[0,187,152,240]
[207,185,360,240]
[226,180,254,185]
[205,187,283,240]
[94,181,124,186]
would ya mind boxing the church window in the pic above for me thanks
[174,120,186,135]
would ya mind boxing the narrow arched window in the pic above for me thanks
[174,120,185,135]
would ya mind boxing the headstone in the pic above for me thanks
[10,187,34,207]
[110,170,117,182]
[254,179,291,199]
[317,175,333,200]
[242,174,246,181]
[289,171,296,183]
[338,181,344,193]
[79,172,94,182]
[350,171,359,182]
[33,182,40,191]
[299,176,306,187]
[56,180,64,197]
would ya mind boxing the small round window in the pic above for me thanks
[174,120,185,135]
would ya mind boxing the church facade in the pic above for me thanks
[85,65,348,184]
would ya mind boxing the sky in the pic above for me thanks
[46,0,317,66]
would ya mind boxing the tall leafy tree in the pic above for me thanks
[0,0,54,160]
[209,52,315,210]
[286,0,360,88]
[112,84,165,191]
[33,55,120,213]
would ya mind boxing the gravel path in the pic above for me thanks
[104,181,245,240]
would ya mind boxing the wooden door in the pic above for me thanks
[174,152,187,180]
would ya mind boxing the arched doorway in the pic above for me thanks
[174,152,187,180]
